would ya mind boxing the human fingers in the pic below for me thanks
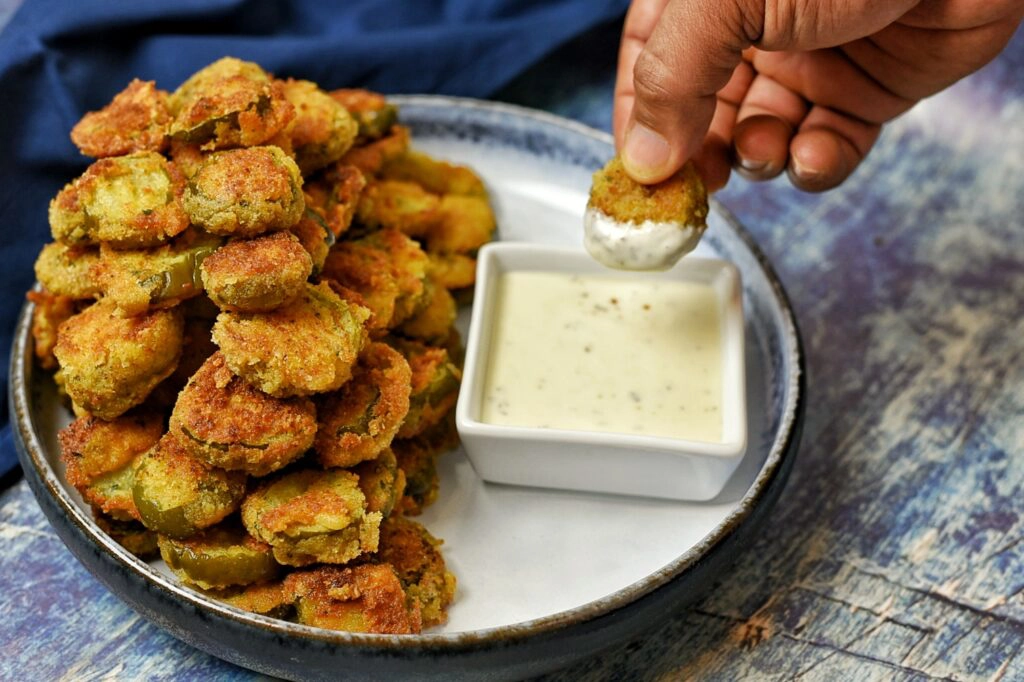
[613,0,671,149]
[620,0,757,184]
[788,106,881,192]
[732,71,808,180]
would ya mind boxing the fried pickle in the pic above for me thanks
[374,515,456,628]
[314,342,411,469]
[71,79,171,158]
[279,78,358,175]
[133,435,247,539]
[329,89,399,143]
[285,564,422,634]
[49,151,190,249]
[184,145,305,237]
[213,281,369,397]
[352,448,405,519]
[34,242,102,300]
[241,468,381,567]
[158,523,280,590]
[169,57,294,151]
[91,229,221,316]
[381,149,487,197]
[59,410,164,521]
[169,352,316,476]
[54,300,184,419]
[201,231,312,312]
[388,337,461,439]
[27,290,76,370]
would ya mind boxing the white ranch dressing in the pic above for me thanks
[481,270,723,442]
[583,207,702,271]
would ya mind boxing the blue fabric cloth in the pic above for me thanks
[0,0,629,483]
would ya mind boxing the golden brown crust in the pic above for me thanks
[212,281,370,397]
[284,564,422,634]
[320,239,400,333]
[201,231,312,312]
[26,290,76,370]
[338,124,410,176]
[374,515,456,628]
[314,342,412,469]
[54,301,184,419]
[588,156,708,226]
[34,242,102,300]
[49,152,190,249]
[59,410,164,520]
[355,179,440,238]
[169,57,295,151]
[184,146,305,237]
[71,79,171,158]
[169,352,316,476]
[279,78,358,175]
[241,468,381,567]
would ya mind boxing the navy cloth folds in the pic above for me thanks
[0,0,629,483]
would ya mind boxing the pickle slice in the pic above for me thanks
[159,524,279,590]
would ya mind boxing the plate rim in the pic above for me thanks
[9,94,805,652]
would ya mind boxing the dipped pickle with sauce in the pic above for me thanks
[36,56,494,633]
[584,156,708,271]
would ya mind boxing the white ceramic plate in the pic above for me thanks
[12,96,803,680]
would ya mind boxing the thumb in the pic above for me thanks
[620,0,756,184]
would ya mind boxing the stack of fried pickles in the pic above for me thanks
[29,57,495,634]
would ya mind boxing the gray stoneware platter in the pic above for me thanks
[10,96,805,681]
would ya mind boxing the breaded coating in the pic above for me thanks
[427,252,477,291]
[59,410,164,521]
[339,124,410,177]
[34,242,102,300]
[184,145,305,237]
[49,152,190,249]
[169,352,316,476]
[588,156,708,226]
[374,515,456,628]
[158,523,280,590]
[381,150,487,197]
[27,290,76,370]
[289,208,333,275]
[423,194,496,254]
[213,281,370,398]
[393,413,459,515]
[241,469,382,567]
[355,179,440,238]
[147,312,218,409]
[329,89,399,143]
[314,342,412,469]
[352,448,405,518]
[320,239,400,333]
[361,228,429,325]
[168,139,207,179]
[279,78,358,175]
[388,337,462,439]
[91,230,222,316]
[214,580,294,619]
[95,515,160,559]
[201,231,312,312]
[284,564,422,634]
[169,57,294,151]
[304,163,366,238]
[54,301,184,419]
[71,79,171,158]
[132,435,247,539]
[397,278,457,345]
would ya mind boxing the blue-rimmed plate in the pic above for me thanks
[10,96,804,681]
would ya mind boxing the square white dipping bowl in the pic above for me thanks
[456,242,747,501]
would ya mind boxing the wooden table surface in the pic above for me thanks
[2,17,1022,682]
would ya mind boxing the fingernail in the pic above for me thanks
[622,122,671,182]
[789,153,821,183]
[736,156,770,179]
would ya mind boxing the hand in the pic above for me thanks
[613,0,1024,192]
